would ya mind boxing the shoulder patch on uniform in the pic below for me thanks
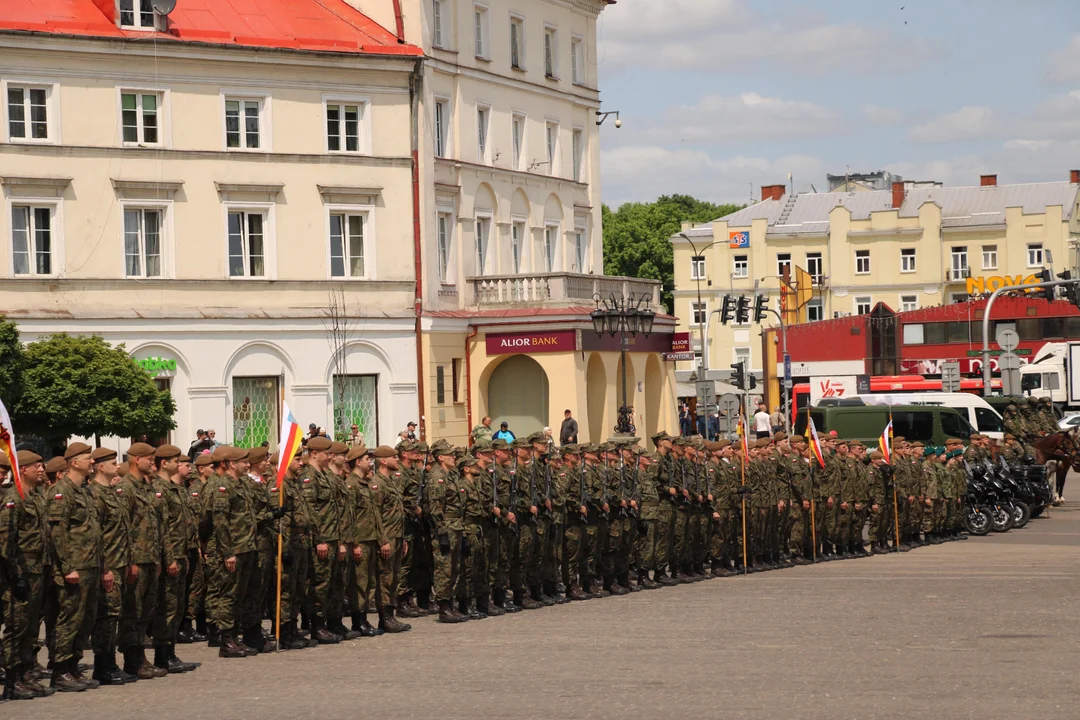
[254,478,264,484]
[302,478,310,483]
[155,492,163,498]
[219,486,227,492]
[191,492,199,497]
[54,493,63,499]
[116,488,123,494]
[394,472,402,477]
[5,501,14,508]
[269,487,278,493]
[437,478,444,484]
[371,483,379,491]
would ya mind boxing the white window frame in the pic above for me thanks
[511,112,526,170]
[732,254,748,278]
[691,301,708,326]
[7,197,63,278]
[776,252,791,278]
[855,249,871,275]
[900,247,916,273]
[543,221,560,272]
[900,294,918,312]
[120,201,173,279]
[510,14,525,70]
[690,255,705,280]
[950,246,969,281]
[544,25,559,79]
[571,35,585,85]
[545,120,559,176]
[473,3,490,60]
[574,219,589,273]
[476,103,491,165]
[982,244,998,270]
[2,79,61,144]
[475,212,492,275]
[432,0,448,49]
[510,217,526,274]
[220,90,272,152]
[855,296,872,315]
[116,87,167,148]
[733,347,751,370]
[118,0,157,30]
[807,298,824,322]
[325,204,374,280]
[806,252,823,283]
[323,95,371,155]
[434,96,451,158]
[437,206,455,284]
[222,202,276,280]
[571,127,585,183]
[1027,243,1044,268]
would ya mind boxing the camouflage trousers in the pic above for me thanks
[153,557,189,645]
[2,571,43,669]
[486,521,509,592]
[814,500,838,552]
[564,520,591,588]
[834,505,854,552]
[591,516,610,582]
[92,567,124,659]
[672,506,691,568]
[377,539,403,610]
[347,541,377,614]
[309,547,340,624]
[540,518,564,588]
[119,562,159,652]
[246,538,274,628]
[634,516,657,573]
[788,505,809,556]
[279,546,310,623]
[511,522,539,593]
[185,549,204,624]
[461,524,487,599]
[921,499,946,534]
[405,521,433,598]
[53,568,99,665]
[690,509,709,566]
[397,525,417,602]
[654,502,675,572]
[206,552,253,632]
[608,515,633,579]
[868,500,893,546]
[432,529,462,602]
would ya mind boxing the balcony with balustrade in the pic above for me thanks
[465,272,661,310]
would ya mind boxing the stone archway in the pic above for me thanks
[645,354,663,441]
[487,355,549,438]
[586,353,606,443]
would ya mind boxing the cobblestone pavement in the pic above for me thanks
[17,502,1080,720]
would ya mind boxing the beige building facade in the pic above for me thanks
[672,174,1080,385]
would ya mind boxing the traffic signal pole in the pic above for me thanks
[758,305,791,436]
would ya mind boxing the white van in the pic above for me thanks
[845,392,1005,440]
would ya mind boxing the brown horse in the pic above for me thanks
[1034,430,1078,502]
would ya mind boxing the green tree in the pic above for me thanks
[603,195,743,312]
[17,333,176,448]
[0,318,25,408]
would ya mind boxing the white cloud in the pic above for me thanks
[1047,34,1080,83]
[633,92,836,143]
[599,0,941,76]
[863,105,904,125]
[909,107,995,143]
[601,145,823,207]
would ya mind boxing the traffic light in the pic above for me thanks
[752,293,769,323]
[719,294,736,325]
[1033,267,1054,300]
[748,374,757,390]
[730,362,745,390]
[735,295,751,324]
[1059,270,1080,308]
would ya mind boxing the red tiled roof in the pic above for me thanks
[0,0,422,56]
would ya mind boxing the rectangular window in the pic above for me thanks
[437,212,451,282]
[950,246,968,280]
[511,220,525,273]
[432,0,446,48]
[227,211,266,277]
[510,16,524,69]
[475,217,490,274]
[903,324,924,345]
[329,213,365,278]
[734,347,751,368]
[119,0,155,29]
[690,255,705,280]
[434,99,449,158]
[806,252,823,283]
[924,322,946,344]
[574,229,587,272]
[572,128,584,182]
[6,86,50,141]
[855,296,872,315]
[545,121,558,175]
[476,105,490,164]
[544,225,558,272]
[544,27,558,78]
[1027,242,1044,267]
[225,98,261,149]
[121,91,160,145]
[900,294,918,312]
[571,36,584,84]
[900,247,916,273]
[982,244,998,270]
[776,252,791,278]
[807,298,823,322]
[947,321,969,343]
[436,365,446,405]
[452,358,462,403]
[733,255,748,278]
[10,206,53,276]
[855,249,870,275]
[691,302,707,325]
[326,102,361,153]
[123,208,162,278]
[474,4,489,59]
[511,113,525,170]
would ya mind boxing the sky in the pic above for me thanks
[595,0,1080,208]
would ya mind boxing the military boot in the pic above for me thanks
[50,661,87,693]
[312,620,342,644]
[437,600,465,624]
[655,570,677,586]
[218,632,247,659]
[397,595,421,619]
[69,662,99,689]
[378,609,408,633]
[483,594,505,616]
[3,666,37,700]
[168,644,199,672]
[92,654,127,686]
[568,583,588,600]
[207,624,221,648]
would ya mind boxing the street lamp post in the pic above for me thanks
[591,292,656,434]
[679,232,728,424]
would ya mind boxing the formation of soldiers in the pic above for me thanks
[0,425,1036,701]
[1003,396,1059,446]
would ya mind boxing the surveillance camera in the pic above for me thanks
[614,118,622,129]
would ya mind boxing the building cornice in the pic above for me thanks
[0,143,412,169]
[427,57,600,108]
[437,158,588,194]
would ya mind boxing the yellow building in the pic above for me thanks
[671,174,1080,390]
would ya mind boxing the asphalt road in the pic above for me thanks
[17,502,1080,720]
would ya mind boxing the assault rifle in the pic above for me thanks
[578,450,589,523]
[508,454,520,534]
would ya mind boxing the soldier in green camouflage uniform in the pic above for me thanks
[340,445,382,640]
[296,437,343,644]
[276,445,318,649]
[491,439,519,612]
[632,448,663,588]
[427,441,467,622]
[459,456,488,618]
[182,455,214,644]
[785,437,814,564]
[395,442,424,618]
[368,446,410,633]
[817,440,842,559]
[867,450,894,553]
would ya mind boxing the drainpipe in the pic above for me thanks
[465,325,478,444]
[410,57,426,439]
[392,0,406,42]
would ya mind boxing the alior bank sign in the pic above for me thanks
[486,330,578,355]
[966,274,1040,294]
